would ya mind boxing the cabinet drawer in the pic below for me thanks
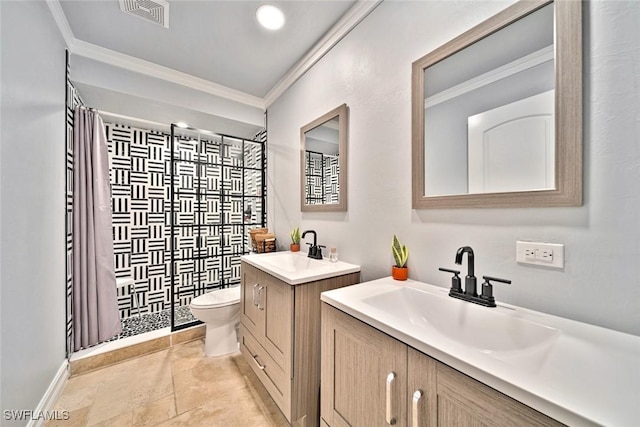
[241,326,292,421]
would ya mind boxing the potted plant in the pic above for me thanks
[290,227,301,252]
[392,235,409,281]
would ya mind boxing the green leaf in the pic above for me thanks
[392,235,408,267]
[290,227,301,244]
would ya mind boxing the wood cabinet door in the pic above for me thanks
[262,272,293,376]
[407,348,438,427]
[240,262,264,341]
[435,363,563,427]
[321,304,407,427]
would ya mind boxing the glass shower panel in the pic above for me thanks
[170,127,203,330]
[170,125,266,332]
[243,139,264,253]
[244,140,263,168]
[222,137,243,167]
[201,193,221,226]
[200,135,222,165]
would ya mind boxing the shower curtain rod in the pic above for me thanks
[78,106,172,132]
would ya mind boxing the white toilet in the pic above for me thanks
[189,286,241,357]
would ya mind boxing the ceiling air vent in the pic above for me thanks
[119,0,170,29]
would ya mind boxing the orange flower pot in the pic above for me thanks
[290,243,300,252]
[392,266,408,281]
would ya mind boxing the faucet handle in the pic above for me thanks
[483,275,511,284]
[439,267,462,294]
[480,275,511,306]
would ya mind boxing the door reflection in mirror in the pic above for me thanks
[423,3,554,197]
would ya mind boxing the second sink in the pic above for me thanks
[362,285,559,353]
[241,251,360,285]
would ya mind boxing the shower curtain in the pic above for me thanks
[72,107,121,350]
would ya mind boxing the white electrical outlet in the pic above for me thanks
[516,241,564,268]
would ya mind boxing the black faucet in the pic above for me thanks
[455,246,477,297]
[302,230,324,260]
[439,246,511,307]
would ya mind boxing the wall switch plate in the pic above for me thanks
[516,241,564,269]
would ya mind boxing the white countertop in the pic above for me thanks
[321,277,640,427]
[240,251,360,285]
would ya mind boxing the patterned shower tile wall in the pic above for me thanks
[304,152,339,204]
[305,152,324,204]
[65,69,84,356]
[107,124,166,318]
[324,155,340,204]
[107,125,168,318]
[106,124,265,319]
[66,70,265,349]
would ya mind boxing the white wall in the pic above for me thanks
[267,0,640,336]
[1,0,67,422]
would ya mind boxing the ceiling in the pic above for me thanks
[58,0,362,100]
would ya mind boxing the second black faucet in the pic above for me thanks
[302,230,325,260]
[440,246,511,307]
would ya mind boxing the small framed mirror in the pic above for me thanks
[412,0,582,208]
[300,104,348,212]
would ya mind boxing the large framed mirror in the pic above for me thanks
[301,104,348,212]
[412,0,582,208]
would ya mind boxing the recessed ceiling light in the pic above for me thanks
[256,5,285,30]
[175,122,189,129]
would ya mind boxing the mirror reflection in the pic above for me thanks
[300,104,348,212]
[424,3,554,197]
[304,116,340,204]
[412,0,582,209]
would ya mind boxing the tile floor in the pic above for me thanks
[47,339,289,427]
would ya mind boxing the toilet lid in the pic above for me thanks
[190,286,240,308]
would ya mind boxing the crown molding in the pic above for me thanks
[264,0,383,107]
[46,0,76,49]
[71,39,265,109]
[47,0,380,111]
[47,0,264,109]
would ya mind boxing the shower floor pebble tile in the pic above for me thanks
[114,306,196,340]
[47,339,288,427]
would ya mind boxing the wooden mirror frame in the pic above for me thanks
[412,0,582,209]
[300,104,348,212]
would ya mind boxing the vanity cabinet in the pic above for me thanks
[240,261,360,427]
[321,304,563,427]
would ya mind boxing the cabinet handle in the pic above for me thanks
[386,372,396,425]
[252,354,265,370]
[257,286,264,310]
[412,390,423,427]
[252,284,259,306]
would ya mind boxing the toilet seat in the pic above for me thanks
[190,287,240,309]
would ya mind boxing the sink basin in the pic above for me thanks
[260,252,323,273]
[362,286,559,353]
[241,251,360,285]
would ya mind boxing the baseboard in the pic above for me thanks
[27,360,69,427]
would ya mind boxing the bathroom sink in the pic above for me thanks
[241,251,360,285]
[321,278,640,427]
[259,252,322,273]
[362,286,559,353]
